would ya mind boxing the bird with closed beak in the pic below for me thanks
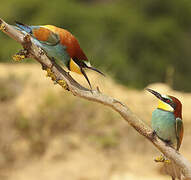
[147,88,184,180]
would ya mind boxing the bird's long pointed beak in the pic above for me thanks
[80,67,92,89]
[146,88,163,101]
[87,66,105,77]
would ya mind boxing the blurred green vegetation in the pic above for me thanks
[0,0,191,91]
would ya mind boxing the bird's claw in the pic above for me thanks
[51,57,56,63]
[66,71,70,76]
[50,57,56,68]
[148,130,157,140]
[152,130,157,136]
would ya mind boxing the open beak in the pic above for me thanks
[146,88,163,101]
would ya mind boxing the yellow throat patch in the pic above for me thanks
[157,99,174,112]
[69,59,82,74]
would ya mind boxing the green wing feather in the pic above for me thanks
[41,31,60,46]
[175,118,183,151]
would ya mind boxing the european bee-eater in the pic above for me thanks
[147,88,183,180]
[147,88,183,151]
[14,21,104,88]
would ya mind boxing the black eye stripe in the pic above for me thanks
[162,98,176,109]
[163,98,170,102]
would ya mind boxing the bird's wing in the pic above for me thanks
[175,117,183,151]
[34,26,60,46]
[15,22,60,46]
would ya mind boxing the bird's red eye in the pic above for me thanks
[166,99,170,103]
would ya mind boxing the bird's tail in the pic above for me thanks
[15,21,32,34]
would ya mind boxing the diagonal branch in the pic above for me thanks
[0,18,191,179]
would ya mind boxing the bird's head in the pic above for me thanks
[147,88,182,118]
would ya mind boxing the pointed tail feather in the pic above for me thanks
[15,21,32,34]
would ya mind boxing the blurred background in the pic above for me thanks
[0,0,191,179]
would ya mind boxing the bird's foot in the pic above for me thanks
[164,139,173,148]
[152,130,157,136]
[154,155,171,163]
[12,49,28,62]
[148,130,157,140]
[50,57,56,63]
[0,23,6,32]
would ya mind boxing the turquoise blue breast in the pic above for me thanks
[152,109,177,146]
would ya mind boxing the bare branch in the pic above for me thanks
[0,18,191,179]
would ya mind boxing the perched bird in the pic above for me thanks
[14,21,104,88]
[147,88,183,180]
[147,88,183,150]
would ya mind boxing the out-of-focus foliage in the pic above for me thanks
[0,0,191,91]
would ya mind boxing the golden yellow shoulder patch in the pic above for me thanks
[44,25,56,32]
